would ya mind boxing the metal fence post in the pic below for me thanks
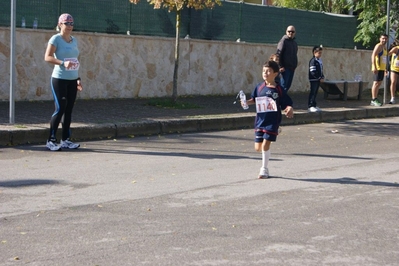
[9,0,16,124]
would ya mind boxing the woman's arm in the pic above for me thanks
[44,43,63,66]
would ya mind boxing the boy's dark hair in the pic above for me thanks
[381,33,388,38]
[263,60,279,73]
[312,45,323,53]
[269,53,279,61]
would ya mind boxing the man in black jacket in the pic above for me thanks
[276,25,298,92]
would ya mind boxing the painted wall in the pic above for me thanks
[0,27,372,101]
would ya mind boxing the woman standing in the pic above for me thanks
[44,13,82,151]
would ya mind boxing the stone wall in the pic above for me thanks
[0,27,372,101]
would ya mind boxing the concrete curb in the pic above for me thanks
[1,107,398,146]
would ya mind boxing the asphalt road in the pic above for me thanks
[1,117,398,266]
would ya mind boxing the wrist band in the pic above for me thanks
[60,60,64,67]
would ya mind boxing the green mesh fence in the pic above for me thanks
[1,0,359,48]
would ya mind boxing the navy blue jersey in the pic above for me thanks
[250,82,293,134]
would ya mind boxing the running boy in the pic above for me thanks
[242,61,294,179]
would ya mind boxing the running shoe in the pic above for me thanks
[258,167,269,179]
[370,99,382,106]
[389,99,395,104]
[46,140,61,151]
[308,107,320,112]
[60,139,80,149]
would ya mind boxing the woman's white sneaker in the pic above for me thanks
[60,139,80,149]
[46,140,61,151]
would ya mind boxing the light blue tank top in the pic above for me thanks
[49,34,80,80]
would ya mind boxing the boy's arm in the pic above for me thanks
[309,58,318,80]
[280,89,294,118]
[280,90,293,110]
[246,98,255,105]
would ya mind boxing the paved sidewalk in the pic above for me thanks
[1,91,398,146]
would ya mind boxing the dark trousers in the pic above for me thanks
[49,77,78,141]
[308,81,320,108]
[280,68,295,92]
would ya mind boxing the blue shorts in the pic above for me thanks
[255,129,277,143]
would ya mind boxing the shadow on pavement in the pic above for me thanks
[0,179,61,187]
[291,153,373,160]
[273,176,399,187]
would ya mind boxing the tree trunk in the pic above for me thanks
[172,9,181,102]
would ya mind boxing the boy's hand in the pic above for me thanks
[284,106,294,118]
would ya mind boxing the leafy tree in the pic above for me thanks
[272,0,350,14]
[273,0,399,48]
[353,0,399,48]
[129,0,222,101]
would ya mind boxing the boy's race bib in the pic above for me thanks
[255,96,277,113]
[64,58,80,71]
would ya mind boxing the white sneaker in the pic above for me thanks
[308,107,320,112]
[60,139,80,149]
[389,99,395,104]
[258,167,269,179]
[46,140,61,151]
